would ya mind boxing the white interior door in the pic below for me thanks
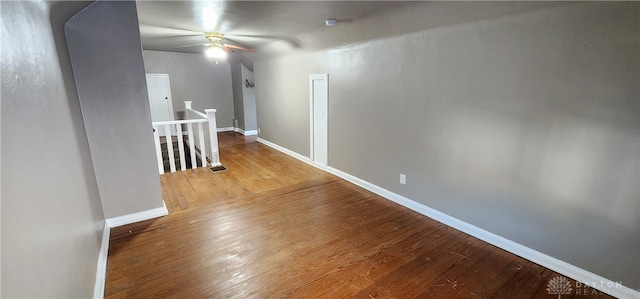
[146,74,174,135]
[310,74,328,166]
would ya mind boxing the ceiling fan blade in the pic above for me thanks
[225,34,300,48]
[150,34,202,39]
[222,43,256,52]
[174,43,208,48]
[139,24,202,38]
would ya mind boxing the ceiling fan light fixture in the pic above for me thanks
[205,46,227,59]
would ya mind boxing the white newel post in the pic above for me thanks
[205,109,221,166]
[184,101,192,119]
[153,125,164,174]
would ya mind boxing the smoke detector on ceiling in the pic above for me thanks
[325,19,338,27]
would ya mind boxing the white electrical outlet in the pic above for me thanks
[400,174,407,185]
[258,128,261,134]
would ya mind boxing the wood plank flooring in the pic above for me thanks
[105,132,614,298]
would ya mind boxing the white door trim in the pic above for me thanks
[309,73,329,165]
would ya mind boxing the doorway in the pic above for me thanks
[146,73,175,135]
[309,74,328,166]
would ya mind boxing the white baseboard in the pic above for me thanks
[93,222,110,299]
[94,201,169,298]
[234,127,258,136]
[217,127,235,132]
[256,138,640,299]
[257,138,314,165]
[243,130,258,136]
[105,201,168,228]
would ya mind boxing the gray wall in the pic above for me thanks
[254,2,639,289]
[142,50,235,127]
[66,0,164,218]
[231,62,257,132]
[231,62,245,129]
[241,64,257,132]
[256,54,314,151]
[1,1,104,297]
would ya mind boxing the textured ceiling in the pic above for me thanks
[137,1,407,56]
[137,1,571,65]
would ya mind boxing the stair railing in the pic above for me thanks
[184,101,220,168]
[151,101,220,174]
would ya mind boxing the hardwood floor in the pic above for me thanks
[105,132,613,298]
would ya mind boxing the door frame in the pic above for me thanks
[309,73,329,165]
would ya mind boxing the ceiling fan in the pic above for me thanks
[176,32,256,63]
[139,23,302,58]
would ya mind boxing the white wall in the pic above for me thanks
[142,50,235,127]
[254,2,639,289]
[1,1,105,297]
